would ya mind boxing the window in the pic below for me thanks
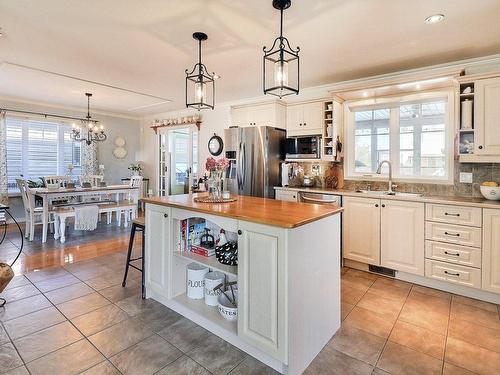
[346,91,454,183]
[6,116,82,192]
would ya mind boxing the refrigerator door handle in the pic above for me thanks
[237,141,243,189]
[241,143,246,188]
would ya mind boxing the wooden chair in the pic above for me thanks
[16,179,55,241]
[122,216,145,299]
[127,175,143,213]
[78,175,103,187]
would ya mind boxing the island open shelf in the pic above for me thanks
[173,251,237,277]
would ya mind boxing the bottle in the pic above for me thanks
[217,229,228,246]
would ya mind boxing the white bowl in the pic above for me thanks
[480,185,500,201]
[218,291,238,321]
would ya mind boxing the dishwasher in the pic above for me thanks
[299,191,343,265]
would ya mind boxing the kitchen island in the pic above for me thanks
[142,194,343,375]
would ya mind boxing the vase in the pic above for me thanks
[208,171,223,199]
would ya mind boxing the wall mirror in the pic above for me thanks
[208,134,223,156]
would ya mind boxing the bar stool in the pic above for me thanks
[122,216,145,299]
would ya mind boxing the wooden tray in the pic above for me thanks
[193,196,237,204]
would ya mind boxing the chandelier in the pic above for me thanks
[71,93,106,145]
[263,0,300,98]
[185,32,215,110]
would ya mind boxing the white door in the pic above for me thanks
[482,209,500,294]
[381,200,425,275]
[158,126,198,196]
[145,204,171,297]
[343,196,381,265]
[475,77,500,155]
[237,220,287,362]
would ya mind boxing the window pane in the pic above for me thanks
[354,109,390,173]
[6,121,23,191]
[399,99,447,178]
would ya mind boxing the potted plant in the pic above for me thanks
[128,163,143,177]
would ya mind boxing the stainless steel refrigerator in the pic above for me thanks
[224,126,285,198]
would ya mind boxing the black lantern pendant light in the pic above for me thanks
[263,0,300,98]
[185,32,215,110]
[70,93,106,145]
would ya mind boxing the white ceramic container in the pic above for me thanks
[187,262,209,299]
[218,290,238,321]
[480,185,500,201]
[204,271,225,306]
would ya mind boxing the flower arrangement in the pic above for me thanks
[205,157,229,172]
[205,157,229,199]
[128,163,143,176]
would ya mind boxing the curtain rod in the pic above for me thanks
[0,107,98,123]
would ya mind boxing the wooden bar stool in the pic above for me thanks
[122,216,145,299]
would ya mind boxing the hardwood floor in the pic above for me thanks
[1,220,139,275]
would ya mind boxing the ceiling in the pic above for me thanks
[0,0,499,116]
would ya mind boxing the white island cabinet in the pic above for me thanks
[143,194,343,375]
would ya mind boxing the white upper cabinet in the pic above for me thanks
[381,200,425,276]
[286,101,323,136]
[231,101,286,129]
[343,196,381,265]
[475,77,500,155]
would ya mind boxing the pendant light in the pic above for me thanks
[263,0,300,98]
[185,32,215,110]
[70,93,106,145]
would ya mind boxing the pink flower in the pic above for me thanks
[216,158,229,170]
[205,157,217,171]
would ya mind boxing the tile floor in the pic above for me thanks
[1,253,499,374]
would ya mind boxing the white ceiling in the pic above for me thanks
[0,0,499,115]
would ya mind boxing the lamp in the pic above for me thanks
[71,93,106,145]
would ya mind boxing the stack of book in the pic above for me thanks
[190,245,215,257]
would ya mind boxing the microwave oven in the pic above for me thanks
[285,136,321,159]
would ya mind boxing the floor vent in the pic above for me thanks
[368,265,396,277]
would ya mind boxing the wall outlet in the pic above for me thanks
[460,172,473,184]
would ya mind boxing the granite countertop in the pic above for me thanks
[274,186,500,209]
[142,193,343,228]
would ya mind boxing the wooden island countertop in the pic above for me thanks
[142,194,342,228]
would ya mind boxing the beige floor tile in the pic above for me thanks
[341,272,375,292]
[377,341,442,375]
[368,278,411,302]
[14,321,83,362]
[357,291,404,321]
[399,300,449,335]
[157,317,211,353]
[33,273,80,293]
[79,361,120,375]
[411,285,451,300]
[0,294,51,322]
[230,355,279,375]
[448,317,500,353]
[445,337,500,375]
[341,284,365,305]
[0,284,40,303]
[57,292,110,319]
[71,304,130,336]
[442,362,477,375]
[389,320,446,360]
[343,306,395,338]
[26,339,104,375]
[405,289,451,316]
[44,282,94,305]
[3,306,66,340]
[304,347,373,375]
[3,366,30,375]
[341,302,354,321]
[451,300,500,331]
[25,267,70,283]
[452,295,499,313]
[0,342,23,374]
[328,325,386,365]
[110,334,182,375]
[155,355,210,375]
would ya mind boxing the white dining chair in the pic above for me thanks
[16,179,55,241]
[42,176,71,187]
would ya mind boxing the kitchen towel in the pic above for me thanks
[74,204,99,231]
[461,99,473,129]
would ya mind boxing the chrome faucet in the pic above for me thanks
[376,160,394,194]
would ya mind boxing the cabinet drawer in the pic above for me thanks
[425,222,482,248]
[425,204,482,227]
[275,190,298,202]
[425,259,481,289]
[425,241,481,268]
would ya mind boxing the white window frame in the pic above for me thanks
[343,89,455,185]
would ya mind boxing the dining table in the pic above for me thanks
[31,184,140,243]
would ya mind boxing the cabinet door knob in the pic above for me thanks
[375,204,379,207]
[237,230,243,235]
[382,204,386,208]
[163,213,168,218]
[479,145,483,149]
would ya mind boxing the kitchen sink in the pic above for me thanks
[356,190,424,198]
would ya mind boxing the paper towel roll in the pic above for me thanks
[461,99,473,130]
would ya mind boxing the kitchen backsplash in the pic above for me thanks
[286,161,500,198]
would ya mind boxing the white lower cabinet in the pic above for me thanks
[425,259,481,288]
[275,190,298,202]
[237,220,287,362]
[482,209,500,293]
[381,200,425,276]
[145,203,171,298]
[343,196,380,265]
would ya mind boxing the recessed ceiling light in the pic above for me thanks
[416,83,421,89]
[425,14,445,24]
[363,92,368,97]
[0,28,4,37]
